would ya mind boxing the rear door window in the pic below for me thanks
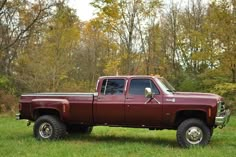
[101,79,125,95]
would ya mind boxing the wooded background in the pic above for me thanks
[0,0,235,113]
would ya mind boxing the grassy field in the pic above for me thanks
[0,115,235,157]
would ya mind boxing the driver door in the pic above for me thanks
[125,78,162,126]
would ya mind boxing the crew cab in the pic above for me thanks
[16,75,231,148]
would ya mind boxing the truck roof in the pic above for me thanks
[98,75,160,79]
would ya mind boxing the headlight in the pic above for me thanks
[217,101,225,116]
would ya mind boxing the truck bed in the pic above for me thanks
[20,92,96,124]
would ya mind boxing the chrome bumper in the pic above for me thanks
[215,109,231,128]
[16,113,21,120]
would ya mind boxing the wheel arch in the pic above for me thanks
[33,108,61,121]
[174,110,207,128]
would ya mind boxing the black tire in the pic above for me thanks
[34,115,66,140]
[176,118,211,148]
[67,125,93,134]
[210,127,214,137]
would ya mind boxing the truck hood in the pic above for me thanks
[174,92,220,98]
[163,91,223,106]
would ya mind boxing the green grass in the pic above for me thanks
[0,115,236,157]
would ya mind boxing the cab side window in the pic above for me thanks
[101,79,125,95]
[129,79,159,95]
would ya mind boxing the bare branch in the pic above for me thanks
[0,0,7,12]
[1,3,55,51]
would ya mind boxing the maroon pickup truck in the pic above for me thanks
[16,75,231,148]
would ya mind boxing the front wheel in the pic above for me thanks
[34,115,66,140]
[176,118,211,148]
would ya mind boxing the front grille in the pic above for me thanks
[217,101,226,116]
[220,102,225,112]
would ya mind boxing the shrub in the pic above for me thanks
[211,83,236,111]
[178,77,201,92]
[0,90,18,114]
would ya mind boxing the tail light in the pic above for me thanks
[63,104,66,113]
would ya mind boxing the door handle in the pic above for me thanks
[126,97,134,99]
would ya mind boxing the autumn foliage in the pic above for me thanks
[0,0,235,113]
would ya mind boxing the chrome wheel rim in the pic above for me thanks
[185,126,203,145]
[39,122,53,139]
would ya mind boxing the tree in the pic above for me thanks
[15,2,81,92]
[198,0,236,86]
[91,0,161,74]
[0,0,56,75]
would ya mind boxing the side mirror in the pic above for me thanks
[145,87,153,98]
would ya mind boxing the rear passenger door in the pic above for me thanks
[125,78,162,126]
[95,78,126,125]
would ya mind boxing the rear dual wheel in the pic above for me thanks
[34,115,66,140]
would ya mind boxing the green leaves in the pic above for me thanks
[0,75,11,90]
[213,83,236,96]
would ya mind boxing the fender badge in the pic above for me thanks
[166,98,175,102]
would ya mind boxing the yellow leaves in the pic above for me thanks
[104,0,113,3]
[102,5,120,19]
[59,74,68,81]
[45,5,80,52]
[32,4,40,12]
[212,83,236,96]
[92,0,120,20]
[103,58,121,75]
[18,8,31,25]
[102,51,141,75]
[14,3,81,92]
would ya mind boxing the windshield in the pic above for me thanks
[155,77,176,93]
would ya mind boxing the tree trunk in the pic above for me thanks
[232,64,236,83]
